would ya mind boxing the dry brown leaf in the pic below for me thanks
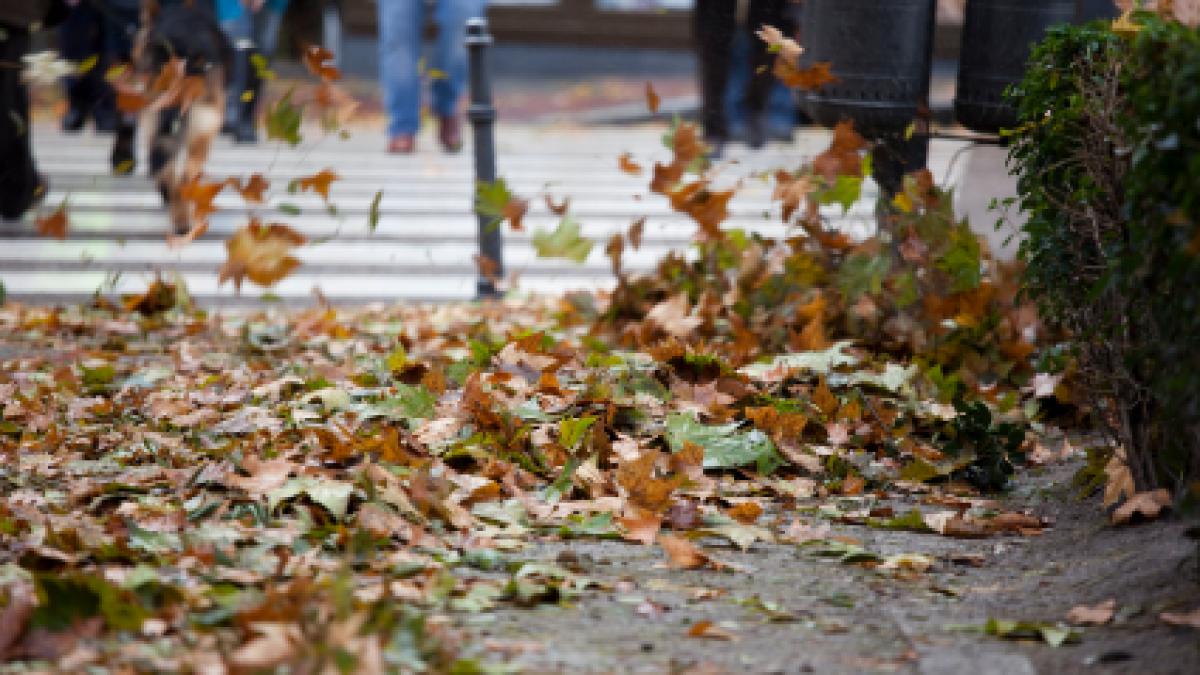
[645,81,661,114]
[646,293,702,339]
[686,620,738,641]
[627,217,645,249]
[293,168,340,201]
[1066,599,1116,626]
[1103,448,1136,508]
[727,501,763,525]
[229,622,302,670]
[618,507,663,546]
[618,152,643,176]
[35,202,69,240]
[659,533,710,570]
[1111,488,1171,525]
[780,520,830,544]
[227,454,297,494]
[1160,607,1200,629]
[218,219,307,291]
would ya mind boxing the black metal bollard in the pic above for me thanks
[466,17,502,300]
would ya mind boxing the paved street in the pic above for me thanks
[2,122,979,306]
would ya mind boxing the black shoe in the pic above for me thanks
[232,118,258,144]
[112,124,136,175]
[62,107,86,133]
[746,114,767,150]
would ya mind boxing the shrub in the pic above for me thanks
[1008,15,1200,494]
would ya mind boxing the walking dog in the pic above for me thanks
[123,0,230,234]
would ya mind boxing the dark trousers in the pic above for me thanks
[694,0,789,140]
[59,1,138,123]
[0,27,39,219]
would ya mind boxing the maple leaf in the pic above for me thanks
[233,173,270,204]
[35,201,69,239]
[645,81,660,114]
[532,216,593,262]
[1066,599,1116,626]
[178,178,226,222]
[687,620,738,641]
[291,168,340,202]
[646,293,701,339]
[628,217,645,249]
[617,507,662,545]
[477,178,528,231]
[1111,489,1171,525]
[773,169,813,223]
[544,195,570,216]
[658,533,710,570]
[618,152,642,175]
[218,219,307,291]
[302,44,341,81]
[812,121,868,182]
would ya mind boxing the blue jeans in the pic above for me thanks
[220,8,284,121]
[378,0,486,138]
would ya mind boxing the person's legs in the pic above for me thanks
[220,7,253,134]
[743,0,787,148]
[59,2,106,132]
[0,28,42,220]
[429,0,484,149]
[694,0,735,147]
[378,0,426,143]
[102,3,140,172]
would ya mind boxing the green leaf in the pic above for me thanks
[665,413,783,474]
[268,476,355,519]
[532,216,594,263]
[559,415,596,451]
[738,340,859,379]
[837,252,892,301]
[816,174,863,214]
[32,573,147,632]
[386,345,408,371]
[277,202,302,216]
[265,87,303,146]
[368,190,383,232]
[81,361,116,389]
[866,508,931,533]
[558,512,620,539]
[476,178,514,220]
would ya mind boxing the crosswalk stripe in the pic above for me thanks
[5,124,968,305]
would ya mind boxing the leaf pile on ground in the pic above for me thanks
[0,280,1075,670]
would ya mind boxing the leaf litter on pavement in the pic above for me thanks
[3,32,1180,673]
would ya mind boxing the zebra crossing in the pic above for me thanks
[2,123,970,306]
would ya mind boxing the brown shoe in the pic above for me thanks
[438,117,463,153]
[388,135,416,154]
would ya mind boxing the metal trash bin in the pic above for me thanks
[798,0,937,135]
[954,0,1075,134]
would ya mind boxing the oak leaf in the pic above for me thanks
[659,533,710,569]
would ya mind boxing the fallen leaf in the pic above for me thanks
[1160,607,1200,629]
[292,168,340,201]
[1111,489,1171,525]
[1066,599,1116,626]
[687,620,737,641]
[659,533,710,570]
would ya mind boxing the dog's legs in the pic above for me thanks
[148,108,188,234]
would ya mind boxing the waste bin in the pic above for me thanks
[797,0,936,135]
[954,0,1075,133]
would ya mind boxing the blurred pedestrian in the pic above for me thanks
[378,0,486,154]
[215,0,288,143]
[58,0,120,133]
[1,0,67,220]
[694,0,793,154]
